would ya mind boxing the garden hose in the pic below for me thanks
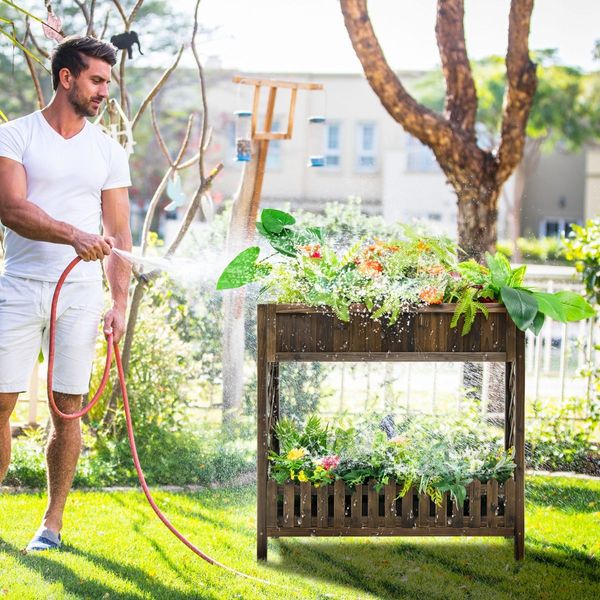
[47,256,272,586]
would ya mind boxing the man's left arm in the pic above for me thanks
[101,186,132,344]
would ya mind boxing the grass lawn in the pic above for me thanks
[0,475,599,599]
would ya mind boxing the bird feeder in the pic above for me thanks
[307,116,326,167]
[235,110,252,162]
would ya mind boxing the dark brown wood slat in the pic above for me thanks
[334,480,345,528]
[384,482,397,527]
[418,493,431,527]
[300,482,311,527]
[283,484,295,528]
[466,314,481,352]
[487,479,499,528]
[268,527,515,537]
[315,314,333,351]
[317,485,328,528]
[267,480,278,528]
[435,492,448,527]
[368,481,379,527]
[333,316,350,352]
[469,481,481,528]
[351,485,363,528]
[401,487,415,528]
[504,478,515,528]
[368,316,383,353]
[274,352,508,362]
[451,495,464,528]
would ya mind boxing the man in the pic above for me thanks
[0,36,132,552]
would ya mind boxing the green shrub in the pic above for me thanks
[4,429,47,488]
[498,237,566,262]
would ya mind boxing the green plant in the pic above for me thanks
[217,209,594,335]
[563,218,600,304]
[267,411,517,507]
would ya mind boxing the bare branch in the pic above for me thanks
[87,0,97,36]
[340,0,452,149]
[25,27,50,60]
[118,48,128,116]
[131,44,184,131]
[74,0,90,27]
[100,10,110,39]
[22,22,45,109]
[192,0,208,183]
[496,0,537,186]
[435,0,477,133]
[174,113,195,164]
[127,0,145,29]
[111,0,128,27]
[150,101,173,165]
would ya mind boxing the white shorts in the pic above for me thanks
[0,275,104,395]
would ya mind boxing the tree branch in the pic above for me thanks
[131,44,184,131]
[496,0,537,186]
[435,0,477,133]
[22,22,45,109]
[192,0,208,184]
[340,0,452,148]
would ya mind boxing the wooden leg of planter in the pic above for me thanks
[257,305,268,561]
[514,330,525,561]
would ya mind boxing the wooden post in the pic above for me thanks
[514,328,526,561]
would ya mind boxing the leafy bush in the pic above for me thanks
[497,237,567,263]
[4,428,47,488]
[563,218,600,304]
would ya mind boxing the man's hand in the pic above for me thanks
[103,307,126,344]
[72,229,113,261]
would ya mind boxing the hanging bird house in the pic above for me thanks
[235,110,253,162]
[307,115,326,167]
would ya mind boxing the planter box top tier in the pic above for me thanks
[260,303,514,363]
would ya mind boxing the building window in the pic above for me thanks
[539,218,578,238]
[356,122,377,172]
[406,135,438,172]
[325,122,341,168]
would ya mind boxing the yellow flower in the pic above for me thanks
[287,448,306,461]
[290,469,295,480]
[298,470,309,482]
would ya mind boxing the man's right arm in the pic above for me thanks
[0,157,111,261]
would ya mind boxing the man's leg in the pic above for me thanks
[0,393,19,483]
[42,392,82,534]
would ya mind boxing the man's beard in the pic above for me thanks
[67,85,99,117]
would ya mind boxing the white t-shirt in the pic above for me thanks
[0,111,131,282]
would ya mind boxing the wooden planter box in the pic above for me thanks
[257,304,525,560]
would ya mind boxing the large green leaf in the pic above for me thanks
[260,209,295,234]
[529,311,545,335]
[533,291,567,321]
[553,290,596,321]
[486,252,512,289]
[216,246,260,290]
[507,265,527,288]
[500,286,538,331]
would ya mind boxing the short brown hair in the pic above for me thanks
[51,36,117,91]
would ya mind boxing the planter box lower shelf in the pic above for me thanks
[267,477,515,537]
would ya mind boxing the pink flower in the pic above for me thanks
[318,455,340,470]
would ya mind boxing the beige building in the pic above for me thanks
[165,70,596,240]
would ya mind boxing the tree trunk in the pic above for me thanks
[455,178,501,262]
[221,140,267,423]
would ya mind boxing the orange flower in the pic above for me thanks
[419,286,443,304]
[357,259,384,277]
[298,243,322,259]
[417,240,430,252]
[425,264,445,276]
